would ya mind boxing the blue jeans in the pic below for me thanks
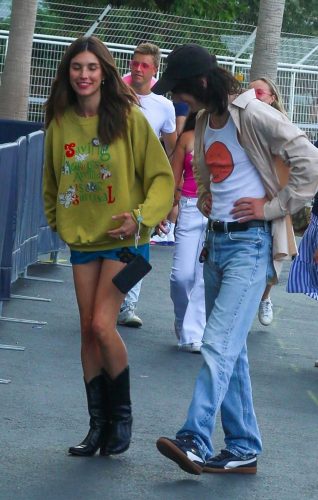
[177,224,273,459]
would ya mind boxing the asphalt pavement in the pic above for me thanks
[0,244,317,500]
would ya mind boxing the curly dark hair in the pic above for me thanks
[172,67,241,116]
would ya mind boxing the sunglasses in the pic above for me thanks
[254,88,272,98]
[129,60,153,70]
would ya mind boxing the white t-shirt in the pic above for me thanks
[204,115,265,222]
[137,92,176,138]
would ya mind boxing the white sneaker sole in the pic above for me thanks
[117,319,142,328]
[178,344,202,353]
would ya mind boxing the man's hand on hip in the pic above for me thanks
[230,196,268,222]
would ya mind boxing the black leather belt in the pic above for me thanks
[207,219,268,232]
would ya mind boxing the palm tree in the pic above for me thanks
[250,0,286,81]
[0,0,38,120]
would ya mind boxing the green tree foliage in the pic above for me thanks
[1,0,317,35]
[51,0,256,23]
[281,0,318,34]
[67,0,318,34]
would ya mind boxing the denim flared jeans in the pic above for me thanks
[177,224,273,459]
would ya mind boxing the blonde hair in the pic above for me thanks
[133,43,161,70]
[251,76,287,115]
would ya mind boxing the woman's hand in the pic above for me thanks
[153,219,170,236]
[173,188,182,207]
[313,248,318,264]
[202,194,212,217]
[231,196,268,222]
[107,212,138,240]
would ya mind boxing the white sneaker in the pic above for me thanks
[150,233,168,245]
[178,343,202,353]
[258,298,273,326]
[150,221,175,246]
[166,229,175,246]
[117,306,142,327]
[150,233,175,246]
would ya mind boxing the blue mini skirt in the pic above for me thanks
[70,244,149,265]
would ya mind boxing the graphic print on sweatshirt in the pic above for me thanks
[59,140,115,207]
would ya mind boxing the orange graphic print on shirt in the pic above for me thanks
[205,141,234,183]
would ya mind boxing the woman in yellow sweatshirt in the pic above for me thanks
[43,36,174,457]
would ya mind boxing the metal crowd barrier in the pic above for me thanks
[0,141,18,303]
[0,120,66,381]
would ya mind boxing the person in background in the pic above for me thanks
[287,139,318,367]
[248,77,288,327]
[149,100,190,247]
[150,100,190,247]
[118,42,177,326]
[151,43,318,476]
[174,100,190,136]
[122,72,157,88]
[287,192,318,300]
[170,111,207,353]
[43,36,174,458]
[128,42,176,155]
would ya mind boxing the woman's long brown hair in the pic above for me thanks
[44,36,138,144]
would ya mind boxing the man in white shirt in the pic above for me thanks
[117,43,177,328]
[129,42,177,156]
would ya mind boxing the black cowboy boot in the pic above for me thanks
[69,374,110,456]
[100,366,132,456]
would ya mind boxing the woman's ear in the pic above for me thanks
[269,94,276,105]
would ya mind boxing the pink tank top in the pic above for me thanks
[181,151,197,197]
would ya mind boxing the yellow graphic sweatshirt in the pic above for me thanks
[43,105,174,251]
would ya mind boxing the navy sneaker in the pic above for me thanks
[156,435,205,475]
[203,449,257,474]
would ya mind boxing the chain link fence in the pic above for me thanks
[0,2,317,139]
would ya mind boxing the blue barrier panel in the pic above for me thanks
[0,142,18,300]
[10,131,65,281]
[37,142,66,256]
[0,119,43,143]
[0,122,66,295]
[12,131,44,279]
[10,136,27,283]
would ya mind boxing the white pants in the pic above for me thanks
[121,280,142,311]
[170,197,207,346]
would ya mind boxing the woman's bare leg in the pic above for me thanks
[92,259,129,378]
[72,260,104,381]
[72,259,126,381]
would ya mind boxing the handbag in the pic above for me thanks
[112,253,152,294]
[291,205,312,236]
[112,208,152,293]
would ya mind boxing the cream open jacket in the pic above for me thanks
[193,89,318,279]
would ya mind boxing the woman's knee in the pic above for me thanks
[81,328,98,352]
[80,317,94,341]
[91,316,116,348]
